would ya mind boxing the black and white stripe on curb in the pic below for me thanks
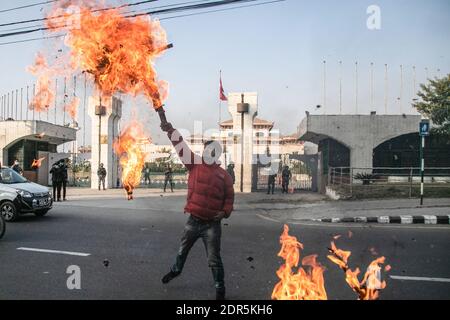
[314,215,450,224]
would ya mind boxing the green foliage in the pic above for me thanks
[413,74,450,135]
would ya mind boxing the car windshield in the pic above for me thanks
[0,168,28,184]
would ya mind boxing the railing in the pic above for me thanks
[328,167,450,199]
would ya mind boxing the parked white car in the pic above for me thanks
[0,183,21,237]
[0,167,53,222]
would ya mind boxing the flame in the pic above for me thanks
[113,120,148,200]
[272,226,391,300]
[28,1,170,116]
[27,53,54,112]
[272,225,327,300]
[65,97,80,120]
[35,132,46,139]
[327,241,388,300]
[47,5,169,109]
[31,157,46,169]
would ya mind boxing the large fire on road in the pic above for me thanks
[272,225,391,300]
[28,0,170,199]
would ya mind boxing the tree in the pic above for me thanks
[413,74,450,135]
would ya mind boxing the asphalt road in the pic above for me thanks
[0,194,449,300]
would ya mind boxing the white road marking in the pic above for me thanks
[17,247,91,257]
[390,275,450,283]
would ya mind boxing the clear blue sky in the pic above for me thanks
[0,0,449,146]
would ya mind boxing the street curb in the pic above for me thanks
[314,215,450,225]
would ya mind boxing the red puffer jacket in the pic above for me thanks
[168,129,234,221]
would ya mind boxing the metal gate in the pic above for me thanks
[252,154,319,192]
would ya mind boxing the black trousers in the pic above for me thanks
[171,215,225,289]
[98,176,106,190]
[282,180,289,193]
[164,178,174,192]
[62,180,67,200]
[267,181,275,194]
[52,182,58,200]
[53,181,62,200]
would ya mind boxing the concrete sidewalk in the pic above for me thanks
[255,196,450,224]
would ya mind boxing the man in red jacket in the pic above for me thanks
[160,121,235,300]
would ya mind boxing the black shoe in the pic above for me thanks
[216,288,226,300]
[161,271,179,284]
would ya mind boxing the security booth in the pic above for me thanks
[0,120,76,185]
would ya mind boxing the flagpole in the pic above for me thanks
[219,70,222,127]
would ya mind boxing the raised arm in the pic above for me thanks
[160,118,201,171]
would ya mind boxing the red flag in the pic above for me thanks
[219,72,227,101]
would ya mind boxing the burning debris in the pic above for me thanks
[35,132,46,139]
[272,225,327,300]
[327,242,390,300]
[113,120,148,200]
[31,157,46,169]
[272,225,391,301]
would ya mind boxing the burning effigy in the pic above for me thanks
[113,120,148,200]
[28,0,171,199]
[272,225,391,300]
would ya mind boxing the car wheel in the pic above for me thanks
[0,215,5,239]
[1,201,19,222]
[34,209,49,217]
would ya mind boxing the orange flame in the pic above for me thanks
[65,97,80,120]
[272,225,327,300]
[27,53,54,112]
[48,5,169,109]
[35,132,46,139]
[113,120,148,200]
[28,2,170,116]
[31,157,46,169]
[327,241,389,300]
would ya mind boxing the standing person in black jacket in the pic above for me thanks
[164,165,174,193]
[97,163,107,191]
[227,164,235,185]
[60,159,69,201]
[267,173,277,195]
[281,166,292,194]
[50,163,62,202]
[50,163,61,201]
